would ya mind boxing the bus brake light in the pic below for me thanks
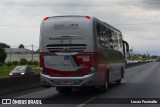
[40,55,44,67]
[86,16,90,19]
[44,17,49,21]
[90,54,95,67]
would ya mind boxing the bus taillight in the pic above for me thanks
[90,54,95,67]
[40,55,44,67]
[44,17,49,21]
[86,16,90,19]
[76,54,95,67]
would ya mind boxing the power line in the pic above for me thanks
[114,22,160,26]
[0,25,39,27]
[10,45,39,49]
[0,1,159,6]
[0,21,159,28]
[0,1,159,4]
[0,10,160,15]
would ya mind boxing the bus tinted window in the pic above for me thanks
[96,22,121,50]
[96,23,110,48]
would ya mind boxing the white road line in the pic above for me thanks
[77,80,126,107]
[121,79,126,83]
[76,97,96,107]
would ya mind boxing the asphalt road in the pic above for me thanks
[1,61,160,107]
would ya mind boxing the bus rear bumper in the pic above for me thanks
[40,72,97,87]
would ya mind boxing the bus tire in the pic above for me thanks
[116,70,123,85]
[56,87,72,93]
[115,79,121,85]
[41,85,51,88]
[99,72,109,92]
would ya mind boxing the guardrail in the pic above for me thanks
[0,74,40,96]
[0,61,151,96]
[126,62,149,68]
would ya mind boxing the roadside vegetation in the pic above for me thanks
[130,54,158,62]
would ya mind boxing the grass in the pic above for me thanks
[0,65,16,70]
[0,70,10,78]
[34,68,40,74]
[0,65,40,78]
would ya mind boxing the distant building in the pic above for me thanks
[4,48,39,62]
[4,48,32,54]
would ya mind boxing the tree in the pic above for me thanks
[146,54,151,60]
[0,46,7,63]
[20,58,28,65]
[151,55,158,59]
[6,61,12,66]
[132,54,139,61]
[12,61,19,65]
[0,43,10,48]
[142,54,147,59]
[34,49,39,54]
[19,44,24,48]
[33,61,39,66]
[28,60,33,65]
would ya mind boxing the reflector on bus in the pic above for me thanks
[44,17,49,21]
[86,16,90,19]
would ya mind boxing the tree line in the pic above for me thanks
[0,43,39,65]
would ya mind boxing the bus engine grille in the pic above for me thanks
[46,44,87,52]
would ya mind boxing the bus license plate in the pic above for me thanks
[60,80,73,85]
[64,55,69,60]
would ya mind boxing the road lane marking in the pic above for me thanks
[76,97,96,107]
[121,79,126,83]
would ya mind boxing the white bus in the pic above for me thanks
[39,16,129,93]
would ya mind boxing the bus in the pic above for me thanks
[39,15,129,93]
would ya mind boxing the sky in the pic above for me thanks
[0,0,160,55]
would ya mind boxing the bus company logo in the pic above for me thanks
[2,99,11,104]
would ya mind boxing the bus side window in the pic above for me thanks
[96,23,109,48]
[113,32,119,50]
[103,28,112,49]
[119,36,123,53]
[108,30,119,50]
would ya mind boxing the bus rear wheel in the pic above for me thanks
[99,73,109,92]
[115,79,121,85]
[116,70,123,85]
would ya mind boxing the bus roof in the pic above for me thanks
[43,15,122,34]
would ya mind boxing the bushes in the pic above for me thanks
[1,58,39,66]
[0,46,7,64]
[33,61,39,66]
[27,60,39,66]
[28,60,33,65]
[0,62,4,66]
[5,61,12,66]
[12,61,19,65]
[20,58,28,65]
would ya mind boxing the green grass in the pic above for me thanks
[0,65,40,78]
[0,65,16,70]
[0,70,10,78]
[34,68,40,74]
[0,65,15,78]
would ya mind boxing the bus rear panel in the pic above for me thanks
[40,16,97,87]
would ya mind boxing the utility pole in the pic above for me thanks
[10,48,11,62]
[31,44,34,63]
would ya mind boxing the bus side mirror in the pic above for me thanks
[123,40,130,60]
[123,40,129,52]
